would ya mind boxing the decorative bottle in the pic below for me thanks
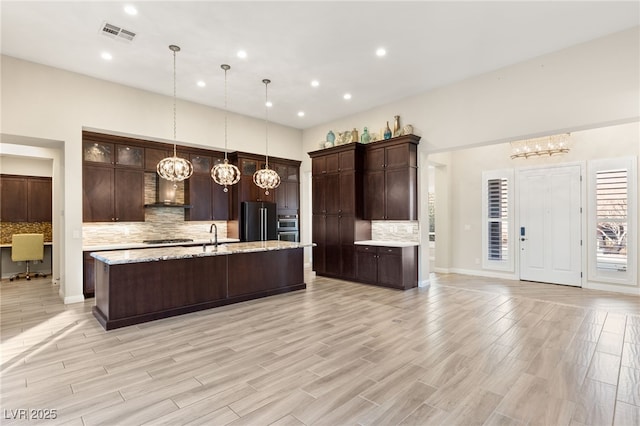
[351,128,359,143]
[360,127,371,143]
[326,130,335,144]
[393,115,400,137]
[384,121,392,140]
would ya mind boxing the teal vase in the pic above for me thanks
[326,130,335,144]
[383,121,392,140]
[361,127,371,143]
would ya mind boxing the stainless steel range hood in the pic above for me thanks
[144,176,192,208]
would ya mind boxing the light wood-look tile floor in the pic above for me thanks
[1,271,639,425]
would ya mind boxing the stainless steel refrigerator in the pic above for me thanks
[241,201,277,241]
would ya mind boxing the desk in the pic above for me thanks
[0,243,52,279]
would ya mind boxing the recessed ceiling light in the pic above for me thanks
[310,80,319,87]
[297,111,305,117]
[376,47,386,57]
[266,101,273,108]
[197,81,206,87]
[101,52,113,61]
[343,93,352,100]
[124,5,138,16]
[237,50,247,59]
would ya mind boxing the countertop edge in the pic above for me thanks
[354,240,420,247]
[91,241,315,265]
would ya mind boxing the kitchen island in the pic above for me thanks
[91,241,311,330]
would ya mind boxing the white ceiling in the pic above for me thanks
[2,1,638,130]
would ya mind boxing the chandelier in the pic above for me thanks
[510,133,571,159]
[253,78,280,195]
[211,64,240,192]
[157,45,193,184]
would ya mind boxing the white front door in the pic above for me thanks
[518,165,582,286]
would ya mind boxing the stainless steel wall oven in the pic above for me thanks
[277,215,299,242]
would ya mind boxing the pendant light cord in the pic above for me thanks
[224,65,229,161]
[263,79,270,168]
[172,47,177,157]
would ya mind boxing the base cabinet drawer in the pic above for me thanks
[355,245,417,290]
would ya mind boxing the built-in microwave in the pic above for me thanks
[277,215,298,231]
[278,230,299,242]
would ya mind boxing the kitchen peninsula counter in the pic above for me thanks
[92,241,312,330]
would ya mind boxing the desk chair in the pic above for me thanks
[10,233,45,281]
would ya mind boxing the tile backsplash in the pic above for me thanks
[371,221,419,242]
[82,208,227,247]
[1,222,53,244]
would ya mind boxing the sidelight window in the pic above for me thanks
[588,157,637,285]
[482,169,514,271]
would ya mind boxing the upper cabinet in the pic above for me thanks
[83,132,146,222]
[185,154,229,221]
[0,175,52,222]
[229,153,301,220]
[274,162,300,216]
[364,134,420,220]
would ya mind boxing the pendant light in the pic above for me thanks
[211,64,240,192]
[157,44,193,185]
[253,78,280,195]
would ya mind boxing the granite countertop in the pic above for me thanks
[83,238,240,251]
[91,240,314,265]
[354,240,419,247]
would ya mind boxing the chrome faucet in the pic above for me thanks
[209,223,218,247]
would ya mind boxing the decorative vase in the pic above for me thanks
[384,121,392,140]
[326,130,335,144]
[351,128,359,143]
[402,124,413,135]
[393,115,400,137]
[360,127,371,143]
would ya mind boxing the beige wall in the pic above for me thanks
[1,56,302,303]
[2,27,639,300]
[301,27,639,288]
[432,122,640,293]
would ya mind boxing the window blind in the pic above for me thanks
[487,178,508,261]
[595,169,627,272]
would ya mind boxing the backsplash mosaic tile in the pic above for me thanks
[82,207,227,247]
[371,221,419,242]
[1,222,52,244]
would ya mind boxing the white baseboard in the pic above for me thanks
[433,267,450,274]
[63,294,85,304]
[418,279,430,288]
[584,281,640,295]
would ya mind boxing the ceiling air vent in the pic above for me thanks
[100,22,136,43]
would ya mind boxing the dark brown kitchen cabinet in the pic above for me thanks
[28,178,53,222]
[0,175,52,222]
[1,175,27,221]
[83,166,144,222]
[274,163,299,216]
[83,251,95,297]
[83,141,144,168]
[144,147,169,171]
[185,155,229,221]
[228,153,300,238]
[356,245,418,289]
[309,143,369,280]
[83,132,146,222]
[364,134,419,220]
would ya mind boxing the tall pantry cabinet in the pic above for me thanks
[309,143,370,280]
